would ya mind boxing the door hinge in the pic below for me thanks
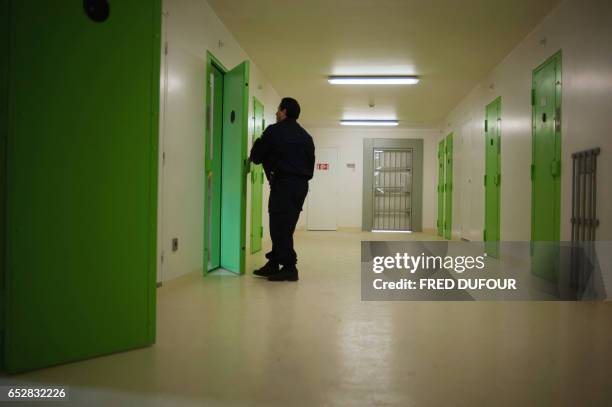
[483,229,486,241]
[551,159,561,177]
[495,173,501,186]
[531,89,535,106]
[484,174,487,186]
[530,164,535,181]
[206,106,212,132]
[555,107,561,132]
[161,251,165,264]
[484,119,488,132]
[260,226,263,238]
[164,41,168,55]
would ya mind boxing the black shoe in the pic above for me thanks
[253,261,279,277]
[268,266,298,281]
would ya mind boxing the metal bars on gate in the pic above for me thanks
[372,148,413,231]
[571,148,600,241]
[570,147,600,298]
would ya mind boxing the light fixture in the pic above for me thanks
[340,120,399,126]
[328,76,419,85]
[372,230,412,233]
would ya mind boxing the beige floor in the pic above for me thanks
[3,229,612,406]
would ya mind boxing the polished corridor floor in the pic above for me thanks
[3,230,612,406]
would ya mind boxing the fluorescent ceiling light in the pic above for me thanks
[341,120,398,126]
[328,76,419,85]
[372,230,413,233]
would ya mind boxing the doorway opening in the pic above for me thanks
[372,148,413,232]
[204,52,250,275]
[250,97,265,253]
[362,138,424,233]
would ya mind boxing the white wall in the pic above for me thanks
[158,0,280,282]
[304,127,440,232]
[439,0,612,242]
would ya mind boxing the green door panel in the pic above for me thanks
[0,0,9,365]
[4,0,161,373]
[444,134,453,240]
[484,97,501,257]
[205,65,224,271]
[531,51,562,282]
[220,61,249,274]
[250,98,264,254]
[437,140,445,237]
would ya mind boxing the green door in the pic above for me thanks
[3,0,160,373]
[437,140,445,237]
[484,97,501,257]
[531,51,562,282]
[250,98,265,254]
[220,61,250,274]
[444,134,453,240]
[205,65,224,271]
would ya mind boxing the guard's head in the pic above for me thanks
[277,97,301,122]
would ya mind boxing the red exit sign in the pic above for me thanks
[316,163,329,170]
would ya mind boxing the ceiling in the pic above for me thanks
[207,0,560,128]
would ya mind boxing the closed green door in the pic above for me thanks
[250,98,265,253]
[205,65,224,271]
[437,140,445,236]
[444,134,453,240]
[4,0,160,373]
[220,61,249,274]
[484,97,501,257]
[531,51,562,281]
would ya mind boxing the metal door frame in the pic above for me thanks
[250,97,264,253]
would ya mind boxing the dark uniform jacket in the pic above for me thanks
[249,118,315,212]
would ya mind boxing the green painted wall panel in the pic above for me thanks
[444,134,453,240]
[250,98,264,254]
[4,0,160,373]
[531,51,562,282]
[220,61,249,274]
[484,97,501,257]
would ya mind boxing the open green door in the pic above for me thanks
[444,134,453,240]
[205,63,224,272]
[220,61,250,274]
[531,51,562,282]
[4,0,161,373]
[0,0,8,369]
[250,98,265,254]
[437,140,445,237]
[484,97,501,257]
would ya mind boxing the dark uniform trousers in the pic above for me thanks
[266,176,309,267]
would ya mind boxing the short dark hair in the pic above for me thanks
[279,97,301,119]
